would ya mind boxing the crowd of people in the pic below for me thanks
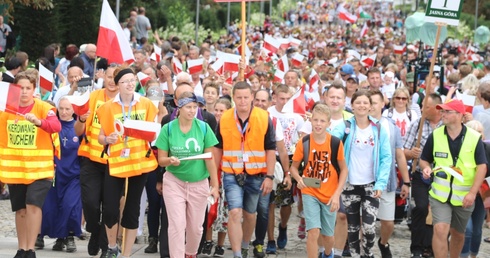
[1,0,490,258]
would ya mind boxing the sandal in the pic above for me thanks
[484,237,490,243]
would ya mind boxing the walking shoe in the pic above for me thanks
[378,238,392,258]
[52,238,65,251]
[99,250,108,258]
[322,249,334,258]
[201,240,213,256]
[297,222,306,240]
[213,245,225,257]
[24,249,36,258]
[265,240,276,254]
[144,237,158,253]
[342,241,351,257]
[13,249,25,258]
[101,247,119,258]
[88,234,100,256]
[277,224,288,249]
[34,235,44,249]
[0,190,10,200]
[65,236,77,253]
[252,244,265,258]
[241,247,249,258]
[411,253,423,258]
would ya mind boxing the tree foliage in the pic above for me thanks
[1,0,53,18]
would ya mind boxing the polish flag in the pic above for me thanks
[394,45,406,55]
[274,69,285,83]
[216,51,240,72]
[236,43,252,60]
[122,120,161,142]
[361,54,377,67]
[291,53,304,67]
[282,86,306,115]
[137,72,151,87]
[337,5,358,24]
[38,63,54,92]
[96,0,134,64]
[456,90,476,114]
[276,54,289,72]
[407,45,419,53]
[65,90,90,116]
[304,89,319,110]
[245,65,255,79]
[278,38,290,50]
[172,57,183,74]
[466,45,478,56]
[225,72,239,85]
[187,58,204,75]
[347,49,361,60]
[289,36,302,48]
[0,82,21,114]
[263,34,281,53]
[360,22,368,37]
[309,70,320,93]
[210,59,225,75]
[152,44,162,63]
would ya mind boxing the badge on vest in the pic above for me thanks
[435,152,448,158]
[120,148,130,158]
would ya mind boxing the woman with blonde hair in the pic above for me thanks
[382,87,419,138]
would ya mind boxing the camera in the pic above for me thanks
[235,173,247,187]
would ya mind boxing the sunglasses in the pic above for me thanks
[340,73,349,77]
[394,96,408,101]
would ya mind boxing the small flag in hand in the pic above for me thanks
[0,82,21,114]
[39,63,54,92]
[65,91,90,116]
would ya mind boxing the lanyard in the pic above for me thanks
[234,108,249,152]
[120,95,134,146]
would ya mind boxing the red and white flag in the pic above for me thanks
[210,59,225,75]
[263,34,281,53]
[65,90,90,116]
[278,38,290,50]
[274,69,285,83]
[187,58,204,75]
[282,86,306,114]
[466,45,478,56]
[347,49,361,60]
[39,63,54,92]
[394,45,406,55]
[122,120,161,142]
[407,45,419,53]
[360,23,368,37]
[0,82,21,114]
[456,91,476,114]
[151,44,162,63]
[309,70,320,93]
[236,43,252,60]
[361,54,377,67]
[137,72,151,87]
[337,5,358,24]
[289,36,301,48]
[172,57,183,74]
[96,0,134,64]
[225,72,239,85]
[216,51,240,72]
[291,53,304,67]
[276,54,289,72]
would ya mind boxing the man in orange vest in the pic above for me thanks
[214,82,276,258]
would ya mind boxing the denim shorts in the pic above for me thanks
[223,173,268,214]
[303,194,336,236]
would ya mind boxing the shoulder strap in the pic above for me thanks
[387,107,393,118]
[342,120,351,143]
[407,109,412,121]
[330,135,341,178]
[302,135,310,167]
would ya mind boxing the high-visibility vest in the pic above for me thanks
[220,107,268,175]
[429,126,480,206]
[97,95,158,178]
[0,99,59,184]
[78,89,110,164]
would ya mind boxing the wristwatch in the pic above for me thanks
[265,175,275,180]
[403,182,411,187]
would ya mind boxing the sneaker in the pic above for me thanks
[24,249,36,258]
[99,250,108,258]
[34,235,44,249]
[144,237,158,253]
[277,224,288,249]
[88,235,100,256]
[66,236,77,253]
[52,238,65,251]
[213,245,225,257]
[411,254,423,258]
[252,244,265,258]
[201,240,213,256]
[265,240,276,254]
[322,250,334,258]
[0,190,10,200]
[13,249,25,258]
[378,238,392,258]
[297,222,306,240]
[101,248,119,258]
[241,247,249,258]
[342,241,351,257]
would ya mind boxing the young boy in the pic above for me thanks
[290,103,348,258]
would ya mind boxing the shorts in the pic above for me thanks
[273,182,295,207]
[303,194,336,236]
[223,173,267,214]
[377,190,396,221]
[9,179,52,211]
[429,196,474,233]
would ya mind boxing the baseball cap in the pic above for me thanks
[406,72,415,83]
[340,64,354,75]
[301,49,309,56]
[346,76,359,84]
[196,96,206,106]
[436,99,465,114]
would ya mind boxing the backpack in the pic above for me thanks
[302,134,341,177]
[387,107,412,122]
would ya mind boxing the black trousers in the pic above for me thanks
[410,172,433,254]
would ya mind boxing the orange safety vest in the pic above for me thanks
[220,107,268,175]
[0,99,59,184]
[97,95,158,178]
[78,89,112,163]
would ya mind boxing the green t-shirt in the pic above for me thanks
[156,118,218,182]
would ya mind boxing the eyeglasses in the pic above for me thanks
[440,110,458,114]
[394,96,408,101]
[119,79,137,85]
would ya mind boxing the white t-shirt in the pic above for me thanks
[382,83,396,99]
[382,108,419,138]
[272,116,284,142]
[349,125,375,185]
[268,106,304,155]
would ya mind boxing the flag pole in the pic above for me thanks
[121,177,129,253]
[239,0,246,81]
